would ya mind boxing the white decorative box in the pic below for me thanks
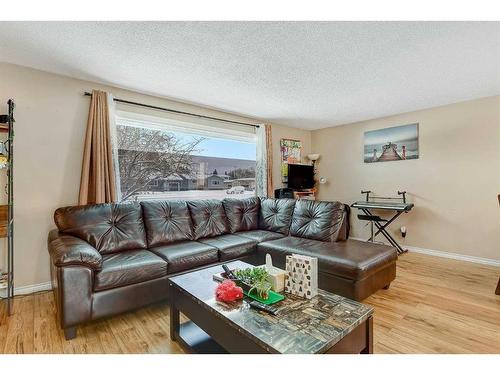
[285,254,318,299]
[266,266,286,293]
[257,254,286,292]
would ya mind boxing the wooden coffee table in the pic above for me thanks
[168,260,374,354]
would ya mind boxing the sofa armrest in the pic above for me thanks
[335,204,350,241]
[48,233,103,271]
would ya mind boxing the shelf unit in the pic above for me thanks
[0,99,14,315]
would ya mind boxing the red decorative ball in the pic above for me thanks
[215,280,244,302]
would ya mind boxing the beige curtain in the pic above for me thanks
[265,124,274,197]
[78,90,118,205]
[256,123,274,198]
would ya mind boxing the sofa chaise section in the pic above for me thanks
[256,237,396,301]
[253,199,396,300]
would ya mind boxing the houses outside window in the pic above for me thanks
[115,112,257,201]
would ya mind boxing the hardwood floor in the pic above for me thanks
[0,252,499,354]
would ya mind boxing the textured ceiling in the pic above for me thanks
[0,22,499,129]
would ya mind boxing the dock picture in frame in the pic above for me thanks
[364,123,419,163]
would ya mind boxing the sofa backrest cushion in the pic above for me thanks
[258,198,296,235]
[187,200,229,240]
[290,199,347,242]
[222,197,260,233]
[141,200,193,247]
[54,202,147,254]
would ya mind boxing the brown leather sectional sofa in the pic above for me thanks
[48,197,397,339]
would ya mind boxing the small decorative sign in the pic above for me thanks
[285,254,318,299]
[280,139,302,183]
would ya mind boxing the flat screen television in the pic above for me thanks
[287,164,314,190]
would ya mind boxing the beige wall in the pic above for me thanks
[312,96,500,261]
[0,63,311,288]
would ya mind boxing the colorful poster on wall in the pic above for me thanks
[364,123,419,163]
[280,139,302,182]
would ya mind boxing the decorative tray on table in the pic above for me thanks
[244,288,285,305]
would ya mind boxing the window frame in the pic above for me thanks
[115,110,257,144]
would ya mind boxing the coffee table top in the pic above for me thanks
[169,260,374,354]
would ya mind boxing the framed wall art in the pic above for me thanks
[364,123,419,163]
[280,138,302,182]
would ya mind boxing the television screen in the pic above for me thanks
[287,164,314,189]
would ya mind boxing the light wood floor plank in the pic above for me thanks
[365,253,500,354]
[89,320,123,354]
[0,295,8,353]
[0,252,498,354]
[33,292,63,353]
[3,294,34,353]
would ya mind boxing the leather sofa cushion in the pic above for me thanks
[94,250,168,291]
[55,203,147,254]
[150,241,219,274]
[141,200,194,247]
[257,237,397,280]
[235,229,285,243]
[258,198,296,235]
[187,200,229,240]
[199,234,257,261]
[222,197,259,233]
[290,200,347,242]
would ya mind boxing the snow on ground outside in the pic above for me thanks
[132,190,255,201]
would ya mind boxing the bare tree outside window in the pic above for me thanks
[116,122,257,202]
[117,125,204,201]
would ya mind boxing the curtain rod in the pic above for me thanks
[83,92,260,129]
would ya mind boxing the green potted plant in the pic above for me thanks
[234,267,272,300]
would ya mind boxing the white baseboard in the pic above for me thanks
[350,237,500,267]
[0,281,52,298]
